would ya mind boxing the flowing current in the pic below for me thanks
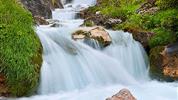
[18,0,177,100]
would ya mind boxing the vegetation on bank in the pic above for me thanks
[86,0,178,81]
[87,0,178,48]
[0,0,42,96]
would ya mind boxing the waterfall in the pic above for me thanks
[36,27,143,94]
[17,0,177,100]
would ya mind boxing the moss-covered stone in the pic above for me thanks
[0,0,42,97]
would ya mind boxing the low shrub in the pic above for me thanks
[149,28,176,48]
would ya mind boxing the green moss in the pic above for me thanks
[0,0,42,96]
[83,20,94,27]
[116,9,178,48]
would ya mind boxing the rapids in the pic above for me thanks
[16,0,177,100]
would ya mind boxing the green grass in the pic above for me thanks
[148,28,176,48]
[89,0,141,20]
[87,0,178,48]
[156,0,178,9]
[0,0,42,96]
[115,8,178,48]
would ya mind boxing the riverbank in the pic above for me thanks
[0,0,42,97]
[80,0,178,81]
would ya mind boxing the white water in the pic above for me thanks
[18,0,177,100]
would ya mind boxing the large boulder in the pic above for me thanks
[149,42,178,81]
[20,0,52,19]
[72,26,112,48]
[106,89,136,100]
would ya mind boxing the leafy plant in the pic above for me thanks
[149,28,176,48]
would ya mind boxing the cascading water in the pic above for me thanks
[17,0,177,100]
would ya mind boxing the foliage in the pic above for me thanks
[116,9,178,47]
[156,0,178,9]
[89,0,142,20]
[148,28,176,48]
[0,0,42,96]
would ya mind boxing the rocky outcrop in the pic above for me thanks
[80,10,122,29]
[72,26,112,48]
[20,0,63,19]
[20,0,52,19]
[106,89,136,100]
[149,42,178,81]
[136,1,159,15]
[163,43,178,79]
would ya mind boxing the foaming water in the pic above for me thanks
[36,27,138,94]
[104,30,149,81]
[16,0,177,100]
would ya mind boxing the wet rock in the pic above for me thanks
[46,19,63,27]
[20,0,52,19]
[47,19,60,24]
[34,16,49,25]
[106,89,136,100]
[72,30,88,40]
[50,23,62,27]
[149,43,178,81]
[162,43,178,79]
[20,0,63,19]
[105,18,122,28]
[90,27,112,47]
[72,26,112,48]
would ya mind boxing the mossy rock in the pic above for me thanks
[149,46,174,81]
[82,20,95,27]
[0,0,42,97]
